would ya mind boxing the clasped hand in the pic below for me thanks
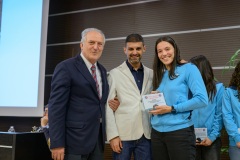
[148,91,171,115]
[196,137,212,146]
[149,105,172,115]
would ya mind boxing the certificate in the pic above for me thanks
[194,128,207,141]
[142,93,166,111]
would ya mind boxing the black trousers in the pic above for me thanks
[151,126,196,160]
[65,124,104,160]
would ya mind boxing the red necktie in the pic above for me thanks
[91,65,101,99]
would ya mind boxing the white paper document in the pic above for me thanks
[194,128,207,141]
[142,93,166,111]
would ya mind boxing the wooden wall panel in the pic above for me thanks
[49,0,140,14]
[47,0,240,44]
[45,44,80,74]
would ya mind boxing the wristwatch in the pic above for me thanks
[171,106,176,113]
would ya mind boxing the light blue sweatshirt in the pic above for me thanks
[151,63,208,132]
[192,83,224,142]
[222,86,240,147]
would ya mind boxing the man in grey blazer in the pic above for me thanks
[106,34,153,160]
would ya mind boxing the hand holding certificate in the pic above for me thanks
[142,93,166,111]
[194,128,208,143]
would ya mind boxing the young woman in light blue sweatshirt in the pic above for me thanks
[222,60,240,160]
[190,55,224,160]
[149,36,208,160]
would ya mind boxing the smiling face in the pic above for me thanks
[80,31,105,64]
[156,41,175,70]
[124,42,146,67]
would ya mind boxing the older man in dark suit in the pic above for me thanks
[48,28,109,160]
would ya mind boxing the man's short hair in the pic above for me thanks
[125,34,144,45]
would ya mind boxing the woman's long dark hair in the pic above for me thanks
[152,36,183,90]
[229,60,240,100]
[190,55,216,102]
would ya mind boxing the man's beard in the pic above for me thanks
[129,55,141,64]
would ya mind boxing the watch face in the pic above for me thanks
[171,106,176,113]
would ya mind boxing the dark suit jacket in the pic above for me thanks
[48,54,109,155]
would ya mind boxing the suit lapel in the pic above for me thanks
[97,63,108,101]
[141,65,149,95]
[74,55,99,97]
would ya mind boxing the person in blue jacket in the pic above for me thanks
[190,55,224,160]
[222,60,240,160]
[149,36,208,160]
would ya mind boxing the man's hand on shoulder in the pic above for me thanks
[51,147,65,160]
[108,97,120,112]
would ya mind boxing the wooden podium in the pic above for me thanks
[0,132,52,160]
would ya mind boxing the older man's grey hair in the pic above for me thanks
[80,28,106,44]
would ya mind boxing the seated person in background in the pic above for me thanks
[41,104,50,147]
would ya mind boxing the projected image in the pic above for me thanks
[0,0,50,117]
[0,0,2,39]
[0,0,49,117]
[0,0,44,107]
